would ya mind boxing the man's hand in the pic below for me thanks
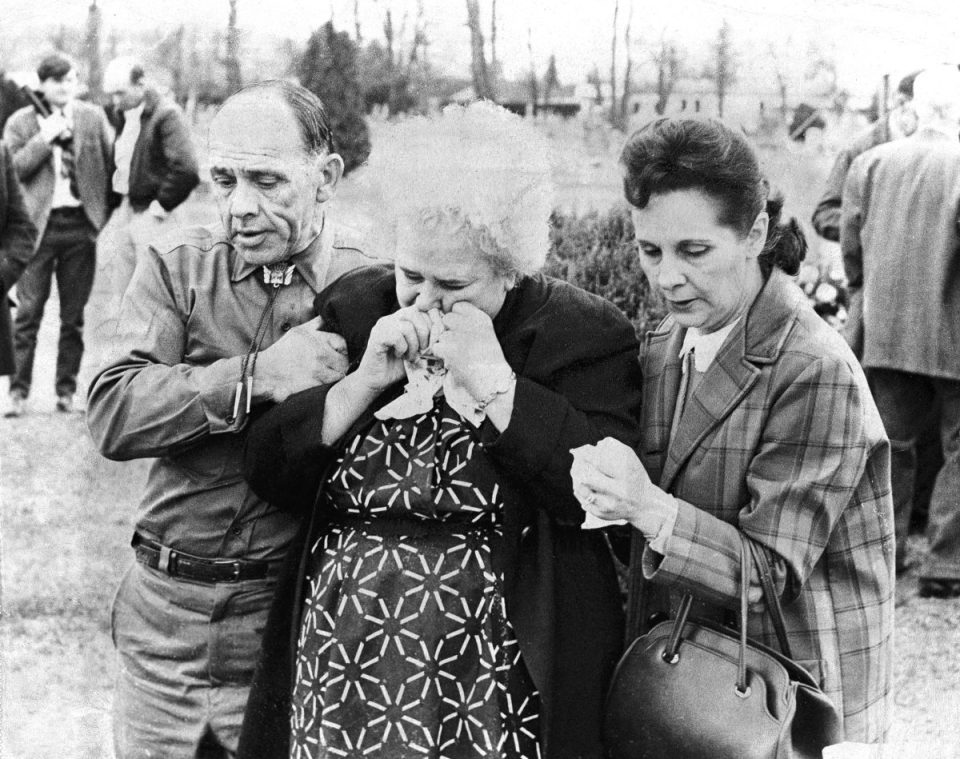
[38,111,71,143]
[255,316,349,402]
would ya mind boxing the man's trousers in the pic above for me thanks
[868,367,960,580]
[10,207,96,399]
[110,561,276,759]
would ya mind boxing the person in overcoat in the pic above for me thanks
[236,103,643,759]
[841,65,960,598]
[0,141,38,376]
[576,118,895,743]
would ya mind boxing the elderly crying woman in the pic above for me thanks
[236,102,643,759]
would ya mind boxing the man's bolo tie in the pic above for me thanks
[232,262,296,420]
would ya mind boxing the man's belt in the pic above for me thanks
[132,534,273,584]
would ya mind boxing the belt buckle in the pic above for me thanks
[231,561,242,581]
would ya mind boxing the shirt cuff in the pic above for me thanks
[646,491,678,554]
[196,356,246,432]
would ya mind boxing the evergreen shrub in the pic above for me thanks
[545,206,666,337]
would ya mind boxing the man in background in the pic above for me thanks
[87,80,375,758]
[812,70,920,245]
[98,56,199,313]
[841,65,960,599]
[3,53,113,416]
[0,143,38,379]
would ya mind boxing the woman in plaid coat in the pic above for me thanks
[576,118,894,743]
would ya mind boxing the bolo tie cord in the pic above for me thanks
[232,264,288,420]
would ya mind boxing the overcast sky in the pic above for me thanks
[3,0,959,97]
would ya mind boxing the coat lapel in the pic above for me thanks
[660,325,760,490]
[640,324,683,487]
[654,270,802,491]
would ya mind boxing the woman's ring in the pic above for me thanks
[585,492,597,505]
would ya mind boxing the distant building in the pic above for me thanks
[448,80,581,117]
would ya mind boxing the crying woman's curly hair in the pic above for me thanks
[363,101,554,277]
[620,118,806,277]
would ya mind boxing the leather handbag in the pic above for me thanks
[604,532,843,759]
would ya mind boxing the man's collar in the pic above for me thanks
[230,214,332,292]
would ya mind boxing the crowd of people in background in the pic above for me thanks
[0,47,956,759]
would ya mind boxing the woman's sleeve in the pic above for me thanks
[241,384,337,515]
[643,354,882,608]
[482,299,643,526]
[242,265,395,513]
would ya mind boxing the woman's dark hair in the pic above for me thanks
[620,118,806,276]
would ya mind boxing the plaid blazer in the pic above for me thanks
[637,269,895,743]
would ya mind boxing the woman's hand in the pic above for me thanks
[572,437,675,536]
[354,306,434,393]
[432,302,511,400]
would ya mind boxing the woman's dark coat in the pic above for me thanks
[237,265,643,759]
[0,141,37,375]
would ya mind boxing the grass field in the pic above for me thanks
[1,121,959,758]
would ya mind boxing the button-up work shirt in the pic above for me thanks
[87,217,375,561]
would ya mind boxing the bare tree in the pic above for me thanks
[354,0,362,41]
[543,53,559,105]
[83,0,103,100]
[618,0,634,126]
[490,0,497,76]
[224,0,242,95]
[653,35,680,115]
[711,19,736,118]
[465,0,494,100]
[609,0,619,124]
[587,64,603,104]
[767,43,789,123]
[526,26,538,114]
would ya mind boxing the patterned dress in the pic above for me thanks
[290,398,542,759]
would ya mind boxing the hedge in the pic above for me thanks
[545,206,666,337]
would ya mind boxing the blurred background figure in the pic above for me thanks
[811,70,919,246]
[840,64,960,597]
[2,53,114,417]
[97,56,199,317]
[0,141,38,380]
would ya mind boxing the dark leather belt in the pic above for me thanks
[132,534,273,584]
[49,206,86,216]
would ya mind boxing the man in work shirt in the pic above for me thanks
[87,80,377,759]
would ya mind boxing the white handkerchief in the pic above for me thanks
[571,443,627,529]
[373,309,490,426]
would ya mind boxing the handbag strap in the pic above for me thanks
[747,537,794,659]
[623,529,648,646]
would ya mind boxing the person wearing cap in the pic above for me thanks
[86,80,377,759]
[841,64,960,600]
[97,56,200,315]
[2,53,114,416]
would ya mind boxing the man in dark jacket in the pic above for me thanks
[97,56,200,316]
[0,142,38,382]
[3,53,114,416]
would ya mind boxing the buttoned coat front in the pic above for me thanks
[635,269,895,743]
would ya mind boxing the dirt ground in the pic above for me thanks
[2,128,960,758]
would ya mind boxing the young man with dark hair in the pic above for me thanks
[3,52,114,415]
